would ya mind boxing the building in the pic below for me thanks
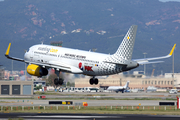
[0,81,33,95]
[50,41,63,47]
[0,66,4,80]
[75,73,179,90]
[33,81,46,88]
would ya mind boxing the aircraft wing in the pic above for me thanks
[25,60,83,74]
[5,43,24,62]
[5,43,82,74]
[48,61,83,74]
[133,44,176,65]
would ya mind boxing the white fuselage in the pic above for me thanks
[107,81,129,92]
[107,86,124,90]
[24,44,137,76]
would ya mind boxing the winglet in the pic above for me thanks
[5,43,11,56]
[5,43,24,62]
[169,44,176,56]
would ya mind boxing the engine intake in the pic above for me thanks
[27,64,48,77]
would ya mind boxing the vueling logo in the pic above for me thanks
[50,48,58,53]
[38,47,58,53]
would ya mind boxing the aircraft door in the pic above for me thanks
[40,55,43,63]
[30,50,34,62]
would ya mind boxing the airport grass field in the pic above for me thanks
[1,105,180,115]
[1,92,180,115]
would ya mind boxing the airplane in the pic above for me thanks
[5,25,176,85]
[107,81,130,93]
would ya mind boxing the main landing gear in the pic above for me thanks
[54,78,63,85]
[54,70,64,86]
[89,77,99,85]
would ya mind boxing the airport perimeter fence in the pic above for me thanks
[0,105,179,112]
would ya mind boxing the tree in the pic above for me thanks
[35,85,42,90]
[67,82,75,87]
[46,73,57,86]
[42,76,47,81]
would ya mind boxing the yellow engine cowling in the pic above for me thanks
[27,64,48,77]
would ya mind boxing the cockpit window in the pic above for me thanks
[27,49,30,52]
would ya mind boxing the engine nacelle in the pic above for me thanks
[27,64,48,77]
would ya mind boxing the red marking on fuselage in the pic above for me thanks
[84,66,93,71]
[79,62,82,69]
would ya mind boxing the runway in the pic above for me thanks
[0,99,177,106]
[0,113,180,120]
[0,92,179,119]
[0,92,178,107]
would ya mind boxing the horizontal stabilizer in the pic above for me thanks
[138,61,164,65]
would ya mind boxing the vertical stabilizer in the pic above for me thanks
[114,25,137,60]
[124,81,129,89]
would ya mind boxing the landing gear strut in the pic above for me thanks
[122,90,124,93]
[89,77,98,85]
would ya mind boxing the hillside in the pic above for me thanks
[0,0,180,75]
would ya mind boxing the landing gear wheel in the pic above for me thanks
[54,78,59,85]
[89,78,99,85]
[94,78,98,85]
[54,78,64,85]
[59,78,63,85]
[90,78,94,85]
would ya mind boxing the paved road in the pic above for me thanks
[0,92,178,99]
[0,113,180,120]
[34,92,178,99]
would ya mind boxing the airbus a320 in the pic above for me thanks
[5,25,176,85]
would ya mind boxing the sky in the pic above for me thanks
[0,0,180,2]
[0,0,179,1]
[159,0,180,2]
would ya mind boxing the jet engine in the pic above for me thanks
[27,64,48,77]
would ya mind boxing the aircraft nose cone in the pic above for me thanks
[137,63,139,67]
[24,52,29,60]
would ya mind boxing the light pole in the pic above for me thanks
[24,50,27,81]
[172,49,175,88]
[25,63,26,81]
[143,53,147,75]
[12,60,13,75]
